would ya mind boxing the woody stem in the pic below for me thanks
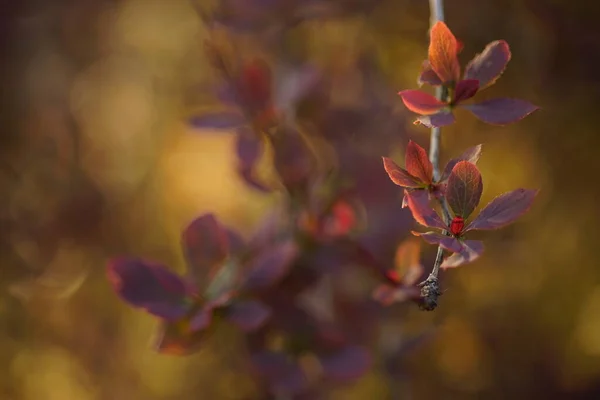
[418,0,448,311]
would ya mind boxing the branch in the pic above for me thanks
[418,0,448,311]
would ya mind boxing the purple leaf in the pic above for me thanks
[225,228,246,256]
[243,241,299,290]
[417,60,443,87]
[188,308,213,331]
[107,258,192,320]
[464,40,511,89]
[235,127,262,169]
[441,240,484,268]
[405,190,447,230]
[225,300,271,332]
[466,189,538,231]
[446,161,483,219]
[247,209,285,251]
[440,144,483,182]
[416,111,455,128]
[235,127,271,192]
[272,126,314,189]
[461,98,539,125]
[382,157,423,188]
[319,346,372,382]
[412,231,463,253]
[398,90,447,115]
[182,213,230,286]
[189,111,246,130]
[251,352,309,395]
[452,79,479,104]
[237,166,272,192]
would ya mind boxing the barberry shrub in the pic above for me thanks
[106,2,539,398]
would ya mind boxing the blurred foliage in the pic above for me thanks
[0,0,599,398]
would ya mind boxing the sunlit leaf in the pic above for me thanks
[461,98,539,125]
[398,90,447,115]
[446,161,483,219]
[441,240,484,268]
[440,144,483,182]
[189,111,246,130]
[107,258,192,320]
[393,238,423,285]
[428,21,461,84]
[319,346,372,382]
[405,190,447,230]
[225,300,271,331]
[412,231,463,253]
[466,189,538,231]
[452,79,479,104]
[464,40,511,89]
[405,140,433,185]
[243,241,299,290]
[382,157,423,188]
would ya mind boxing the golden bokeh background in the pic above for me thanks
[0,0,598,399]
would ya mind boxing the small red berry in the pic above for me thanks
[450,216,464,236]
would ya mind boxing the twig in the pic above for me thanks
[418,0,448,311]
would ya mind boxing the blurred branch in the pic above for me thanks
[418,0,449,311]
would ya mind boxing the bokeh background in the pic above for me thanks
[1,0,599,399]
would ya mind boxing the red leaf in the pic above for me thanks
[243,241,299,290]
[416,111,455,128]
[107,258,193,320]
[182,214,230,287]
[464,40,511,89]
[405,140,434,185]
[322,200,357,237]
[428,21,461,84]
[412,231,463,253]
[225,300,271,332]
[466,188,538,231]
[382,157,423,188]
[452,79,480,104]
[405,190,447,230]
[441,240,484,268]
[441,144,483,182]
[238,58,272,111]
[461,98,539,125]
[417,60,442,86]
[446,161,483,219]
[398,90,447,115]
